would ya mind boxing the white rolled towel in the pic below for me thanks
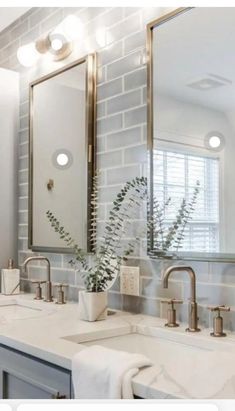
[72,345,152,399]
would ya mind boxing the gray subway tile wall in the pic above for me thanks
[106,127,142,150]
[1,6,235,330]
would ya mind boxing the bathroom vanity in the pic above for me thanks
[0,294,235,399]
[0,296,73,399]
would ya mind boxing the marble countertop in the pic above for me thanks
[0,293,235,399]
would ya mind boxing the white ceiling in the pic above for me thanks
[154,7,235,113]
[0,7,31,33]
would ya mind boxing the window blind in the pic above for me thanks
[153,148,220,252]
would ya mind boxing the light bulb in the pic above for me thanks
[208,136,221,148]
[205,132,225,151]
[17,42,40,67]
[56,153,69,166]
[51,38,63,51]
[53,15,84,41]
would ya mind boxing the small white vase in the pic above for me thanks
[78,290,108,322]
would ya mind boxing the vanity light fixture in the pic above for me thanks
[17,42,41,67]
[50,38,64,51]
[17,15,83,67]
[205,131,225,152]
[51,14,84,42]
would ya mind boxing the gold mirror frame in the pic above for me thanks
[28,53,96,254]
[146,8,235,263]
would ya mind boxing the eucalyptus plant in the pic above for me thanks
[46,176,147,292]
[148,180,200,254]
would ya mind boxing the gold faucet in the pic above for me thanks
[163,265,200,332]
[23,256,53,302]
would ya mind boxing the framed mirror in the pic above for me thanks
[29,54,96,253]
[147,8,235,262]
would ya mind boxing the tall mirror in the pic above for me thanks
[29,54,96,253]
[147,8,235,261]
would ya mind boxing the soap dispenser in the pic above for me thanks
[1,259,20,295]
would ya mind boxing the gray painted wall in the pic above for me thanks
[1,7,235,331]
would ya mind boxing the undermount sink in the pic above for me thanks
[63,323,218,366]
[0,299,55,322]
[82,332,212,362]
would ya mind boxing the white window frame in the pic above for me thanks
[153,138,224,253]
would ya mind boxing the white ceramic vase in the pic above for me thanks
[78,290,108,322]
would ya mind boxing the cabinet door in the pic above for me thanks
[1,368,60,399]
[0,345,71,399]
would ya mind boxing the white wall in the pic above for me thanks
[0,68,19,267]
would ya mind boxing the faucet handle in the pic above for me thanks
[30,280,46,300]
[161,299,183,305]
[161,298,183,328]
[207,305,230,313]
[207,305,230,337]
[54,283,68,305]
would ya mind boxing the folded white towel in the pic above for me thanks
[72,345,152,399]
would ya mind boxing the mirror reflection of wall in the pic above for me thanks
[151,8,235,256]
[30,56,95,253]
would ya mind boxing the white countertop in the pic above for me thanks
[1,293,235,399]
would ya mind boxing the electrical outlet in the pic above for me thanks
[120,266,140,296]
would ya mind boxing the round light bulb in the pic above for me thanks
[208,136,221,148]
[205,132,225,152]
[56,153,69,166]
[51,38,63,51]
[52,149,73,169]
[56,15,83,41]
[17,42,40,67]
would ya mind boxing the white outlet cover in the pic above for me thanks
[120,266,140,296]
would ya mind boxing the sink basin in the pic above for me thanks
[63,322,235,399]
[0,304,41,320]
[81,331,212,363]
[0,298,55,322]
[63,323,216,366]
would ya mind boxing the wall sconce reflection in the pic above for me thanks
[52,149,73,170]
[204,131,225,152]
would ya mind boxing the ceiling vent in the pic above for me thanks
[187,74,232,91]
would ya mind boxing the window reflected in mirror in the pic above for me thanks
[148,8,235,259]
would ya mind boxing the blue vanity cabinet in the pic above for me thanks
[0,344,72,399]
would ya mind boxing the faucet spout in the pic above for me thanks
[163,265,196,302]
[163,265,200,332]
[23,256,53,302]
